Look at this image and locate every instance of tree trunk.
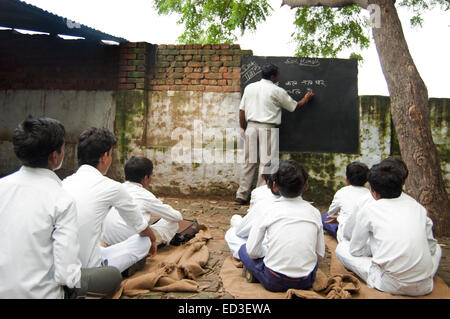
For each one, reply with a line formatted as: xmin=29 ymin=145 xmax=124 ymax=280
xmin=370 ymin=0 xmax=449 ymax=236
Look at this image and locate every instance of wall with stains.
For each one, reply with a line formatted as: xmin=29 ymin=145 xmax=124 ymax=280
xmin=0 ymin=89 xmax=116 ymax=179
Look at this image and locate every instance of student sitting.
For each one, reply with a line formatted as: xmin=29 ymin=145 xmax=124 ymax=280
xmin=335 ymin=163 xmax=442 ymax=296
xmin=225 ymin=164 xmax=280 ymax=260
xmin=63 ymin=128 xmax=157 ymax=274
xmin=342 ymin=156 xmax=409 ymax=242
xmin=322 ymin=162 xmax=370 ymax=242
xmin=0 ymin=117 xmax=121 ymax=299
xmin=238 ymin=160 xmax=325 ymax=292
xmin=102 ymin=156 xmax=182 ymax=247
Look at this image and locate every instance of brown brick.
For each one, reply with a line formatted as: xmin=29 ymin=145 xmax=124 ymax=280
xmin=223 ymin=61 xmax=240 ymax=67
xmin=175 ymin=55 xmax=184 ymax=61
xmin=153 ymin=85 xmax=170 ymax=90
xmin=193 ymin=68 xmax=202 ymax=73
xmin=174 ymin=61 xmax=187 ymax=67
xmin=202 ymin=66 xmax=210 ymax=73
xmin=192 ymin=55 xmax=202 ymax=62
xmin=220 ymin=56 xmax=232 ymax=61
xmin=208 ymin=80 xmax=218 ymax=85
xmin=211 ymin=55 xmax=220 ymax=61
xmin=219 ymin=67 xmax=228 ymax=73
xmin=200 ymin=79 xmax=209 ymax=85
xmin=205 ymin=73 xmax=222 ymax=80
xmin=184 ymin=55 xmax=193 ymax=61
xmin=184 ymin=67 xmax=193 ymax=73
xmin=174 ymin=67 xmax=184 ymax=73
xmin=135 ymin=83 xmax=145 ymax=89
xmin=187 ymin=73 xmax=204 ymax=79
xmin=202 ymin=55 xmax=211 ymax=62
xmin=211 ymin=67 xmax=220 ymax=73
xmin=175 ymin=79 xmax=184 ymax=85
xmin=204 ymin=85 xmax=222 ymax=92
xmin=191 ymin=79 xmax=200 ymax=85
xmin=232 ymin=67 xmax=241 ymax=73
xmin=220 ymin=44 xmax=231 ymax=49
xmin=158 ymin=44 xmax=167 ymax=49
xmin=168 ymin=72 xmax=184 ymax=79
xmin=218 ymin=79 xmax=227 ymax=86
xmin=231 ymin=44 xmax=240 ymax=49
xmin=188 ymin=61 xmax=202 ymax=68
xmin=206 ymin=61 xmax=223 ymax=67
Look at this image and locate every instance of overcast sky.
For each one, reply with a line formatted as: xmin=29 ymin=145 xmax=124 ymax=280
xmin=18 ymin=0 xmax=450 ymax=97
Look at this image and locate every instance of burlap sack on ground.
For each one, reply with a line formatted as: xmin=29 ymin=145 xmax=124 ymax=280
xmin=220 ymin=234 xmax=450 ymax=299
xmin=112 ymin=225 xmax=212 ymax=299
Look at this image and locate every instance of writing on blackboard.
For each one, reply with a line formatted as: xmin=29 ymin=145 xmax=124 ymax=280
xmin=241 ymin=61 xmax=262 ymax=84
xmin=285 ymin=79 xmax=326 ymax=87
xmin=284 ymin=57 xmax=320 ymax=67
xmin=286 ymin=88 xmax=302 ymax=95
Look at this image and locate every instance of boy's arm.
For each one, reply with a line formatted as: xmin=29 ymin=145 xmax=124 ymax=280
xmin=425 ymin=216 xmax=438 ymax=256
xmin=349 ymin=208 xmax=372 ymax=257
xmin=52 ymin=198 xmax=82 ymax=289
xmin=113 ymin=184 xmax=148 ymax=233
xmin=327 ymin=191 xmax=341 ymax=216
xmin=245 ymin=216 xmax=268 ymax=259
xmin=141 ymin=194 xmax=182 ymax=222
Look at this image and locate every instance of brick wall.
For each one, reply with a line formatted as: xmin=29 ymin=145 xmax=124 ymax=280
xmin=148 ymin=44 xmax=252 ymax=92
xmin=0 ymin=30 xmax=119 ymax=90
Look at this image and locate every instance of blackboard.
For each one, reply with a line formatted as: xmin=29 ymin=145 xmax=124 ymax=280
xmin=241 ymin=56 xmax=359 ymax=154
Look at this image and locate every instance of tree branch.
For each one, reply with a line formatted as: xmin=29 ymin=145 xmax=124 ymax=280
xmin=281 ymin=0 xmax=369 ymax=9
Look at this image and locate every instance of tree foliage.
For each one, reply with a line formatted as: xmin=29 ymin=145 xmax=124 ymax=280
xmin=153 ymin=0 xmax=449 ymax=58
xmin=153 ymin=0 xmax=272 ymax=44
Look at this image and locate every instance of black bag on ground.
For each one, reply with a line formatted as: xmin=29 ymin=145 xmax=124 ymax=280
xmin=169 ymin=219 xmax=199 ymax=246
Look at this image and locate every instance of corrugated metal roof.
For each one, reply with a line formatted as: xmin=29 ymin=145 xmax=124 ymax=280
xmin=0 ymin=0 xmax=127 ymax=42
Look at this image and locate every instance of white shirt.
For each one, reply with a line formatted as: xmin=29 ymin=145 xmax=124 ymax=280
xmin=350 ymin=193 xmax=440 ymax=283
xmin=327 ymin=185 xmax=371 ymax=242
xmin=62 ymin=165 xmax=148 ymax=268
xmin=102 ymin=181 xmax=182 ymax=245
xmin=234 ymin=186 xmax=278 ymax=238
xmin=342 ymin=192 xmax=374 ymax=241
xmin=240 ymin=79 xmax=297 ymax=125
xmin=246 ymin=196 xmax=325 ymax=278
xmin=0 ymin=167 xmax=81 ymax=299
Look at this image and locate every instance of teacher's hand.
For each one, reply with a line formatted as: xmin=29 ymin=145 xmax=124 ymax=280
xmin=303 ymin=91 xmax=314 ymax=102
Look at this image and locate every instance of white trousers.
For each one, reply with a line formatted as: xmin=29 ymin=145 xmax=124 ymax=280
xmin=225 ymin=215 xmax=268 ymax=260
xmin=335 ymin=240 xmax=442 ymax=296
xmin=102 ymin=218 xmax=178 ymax=247
xmin=99 ymin=234 xmax=151 ymax=273
xmin=225 ymin=227 xmax=248 ymax=260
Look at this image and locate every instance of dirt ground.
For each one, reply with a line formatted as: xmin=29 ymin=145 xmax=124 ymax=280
xmin=132 ymin=196 xmax=450 ymax=299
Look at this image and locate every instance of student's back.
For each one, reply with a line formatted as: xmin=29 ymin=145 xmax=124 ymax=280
xmin=0 ymin=167 xmax=80 ymax=298
xmin=352 ymin=193 xmax=435 ymax=282
xmin=257 ymin=196 xmax=323 ymax=278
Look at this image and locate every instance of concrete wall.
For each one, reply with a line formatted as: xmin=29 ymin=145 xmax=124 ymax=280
xmin=0 ymin=89 xmax=116 ymax=179
xmin=119 ymin=93 xmax=449 ymax=205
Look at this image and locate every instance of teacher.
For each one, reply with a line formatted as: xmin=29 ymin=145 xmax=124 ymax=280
xmin=235 ymin=63 xmax=314 ymax=205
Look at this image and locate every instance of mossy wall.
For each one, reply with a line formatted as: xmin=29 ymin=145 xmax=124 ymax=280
xmin=114 ymin=91 xmax=449 ymax=207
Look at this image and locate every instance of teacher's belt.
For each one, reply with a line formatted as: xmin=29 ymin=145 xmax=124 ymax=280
xmin=247 ymin=120 xmax=280 ymax=128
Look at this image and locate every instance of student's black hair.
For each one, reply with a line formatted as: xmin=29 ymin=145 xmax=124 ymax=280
xmin=262 ymin=161 xmax=279 ymax=196
xmin=346 ymin=161 xmax=369 ymax=186
xmin=125 ymin=156 xmax=154 ymax=183
xmin=261 ymin=63 xmax=279 ymax=80
xmin=13 ymin=116 xmax=65 ymax=168
xmin=368 ymin=163 xmax=403 ymax=199
xmin=273 ymin=160 xmax=308 ymax=198
xmin=380 ymin=156 xmax=409 ymax=184
xmin=77 ymin=127 xmax=117 ymax=168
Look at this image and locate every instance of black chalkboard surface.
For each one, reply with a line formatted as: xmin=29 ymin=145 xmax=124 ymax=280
xmin=241 ymin=56 xmax=359 ymax=154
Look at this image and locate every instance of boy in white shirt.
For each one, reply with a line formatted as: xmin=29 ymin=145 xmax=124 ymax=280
xmin=102 ymin=156 xmax=182 ymax=247
xmin=238 ymin=160 xmax=325 ymax=292
xmin=322 ymin=162 xmax=370 ymax=241
xmin=335 ymin=163 xmax=442 ymax=296
xmin=63 ymin=128 xmax=157 ymax=274
xmin=225 ymin=165 xmax=280 ymax=259
xmin=342 ymin=156 xmax=409 ymax=242
xmin=0 ymin=117 xmax=121 ymax=299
